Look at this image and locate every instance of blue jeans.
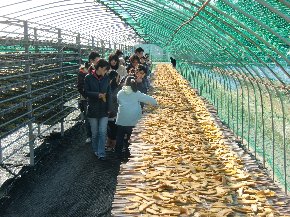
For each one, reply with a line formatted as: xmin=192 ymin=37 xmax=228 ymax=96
xmin=89 ymin=117 xmax=108 ymax=157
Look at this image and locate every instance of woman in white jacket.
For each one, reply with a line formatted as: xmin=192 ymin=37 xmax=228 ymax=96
xmin=115 ymin=76 xmax=157 ymax=158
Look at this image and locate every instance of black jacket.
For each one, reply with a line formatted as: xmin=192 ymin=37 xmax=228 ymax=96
xmin=137 ymin=79 xmax=147 ymax=94
xmin=108 ymin=70 xmax=120 ymax=118
xmin=84 ymin=74 xmax=112 ymax=118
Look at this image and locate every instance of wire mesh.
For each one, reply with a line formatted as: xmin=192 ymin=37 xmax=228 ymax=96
xmin=0 ymin=18 xmax=132 ymax=168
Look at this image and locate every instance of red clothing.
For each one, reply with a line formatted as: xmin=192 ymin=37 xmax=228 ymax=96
xmin=77 ymin=67 xmax=88 ymax=99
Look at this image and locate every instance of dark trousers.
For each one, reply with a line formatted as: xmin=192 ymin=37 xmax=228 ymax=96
xmin=115 ymin=125 xmax=133 ymax=154
xmin=79 ymin=100 xmax=91 ymax=138
xmin=107 ymin=120 xmax=117 ymax=140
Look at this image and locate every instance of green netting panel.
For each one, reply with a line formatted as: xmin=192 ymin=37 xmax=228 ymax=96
xmin=98 ymin=0 xmax=289 ymax=193
xmin=179 ymin=64 xmax=289 ymax=193
xmin=100 ymin=0 xmax=289 ymax=81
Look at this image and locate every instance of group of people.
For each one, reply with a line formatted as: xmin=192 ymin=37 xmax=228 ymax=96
xmin=77 ymin=47 xmax=157 ymax=160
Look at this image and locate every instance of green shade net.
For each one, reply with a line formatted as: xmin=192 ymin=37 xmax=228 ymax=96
xmin=97 ymin=0 xmax=290 ymax=193
xmin=99 ymin=0 xmax=289 ymax=69
xmin=0 ymin=0 xmax=288 ymax=194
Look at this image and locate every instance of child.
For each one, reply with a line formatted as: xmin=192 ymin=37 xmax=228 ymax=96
xmin=115 ymin=76 xmax=157 ymax=159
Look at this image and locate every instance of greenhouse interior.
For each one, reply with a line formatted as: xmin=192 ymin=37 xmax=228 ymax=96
xmin=0 ymin=0 xmax=289 ymax=216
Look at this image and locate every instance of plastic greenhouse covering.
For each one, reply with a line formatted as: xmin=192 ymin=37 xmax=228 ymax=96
xmin=0 ymin=0 xmax=289 ymax=194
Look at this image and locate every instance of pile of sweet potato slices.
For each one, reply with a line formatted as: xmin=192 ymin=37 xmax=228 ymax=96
xmin=114 ymin=64 xmax=290 ymax=217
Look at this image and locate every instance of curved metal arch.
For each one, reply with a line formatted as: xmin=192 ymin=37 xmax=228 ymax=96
xmin=219 ymin=0 xmax=289 ymax=46
xmin=231 ymin=66 xmax=258 ymax=144
xmin=33 ymin=6 xmax=121 ymax=26
xmin=102 ymin=0 xmax=289 ymax=86
xmin=12 ymin=6 xmax=117 ymax=36
xmin=190 ymin=6 xmax=289 ymax=87
xmin=171 ymin=0 xmax=290 ymax=85
xmin=168 ymin=14 xmax=253 ymax=69
xmin=104 ymin=0 xmax=189 ymax=32
xmin=36 ymin=9 xmax=105 ymax=32
xmin=209 ymin=52 xmax=269 ymax=172
xmin=147 ymin=0 xmax=222 ymax=49
xmin=177 ymin=13 xmax=270 ymax=156
xmin=179 ymin=44 xmax=241 ymax=131
xmin=31 ymin=7 xmax=131 ymax=41
xmin=128 ymin=0 xmax=253 ymax=68
xmin=0 ymin=0 xmax=31 ymax=9
xmin=116 ymin=0 xmax=212 ymax=41
xmin=108 ymin=0 xmax=285 ymax=87
xmin=236 ymin=62 xmax=287 ymax=194
xmin=209 ymin=1 xmax=290 ymax=82
xmin=93 ymin=0 xmax=177 ymax=44
xmin=280 ymin=0 xmax=290 ymax=8
xmin=198 ymin=2 xmax=290 ymax=66
xmin=160 ymin=0 xmax=240 ymax=55
xmin=0 ymin=0 xmax=142 ymax=44
xmin=202 ymin=24 xmax=283 ymax=164
xmin=1 ymin=0 xmax=79 ymax=18
xmin=208 ymin=59 xmax=261 ymax=158
xmin=254 ymin=66 xmax=276 ymax=170
xmin=164 ymin=0 xmax=211 ymax=47
xmin=211 ymin=68 xmax=227 ymax=121
xmin=189 ymin=39 xmax=246 ymax=138
xmin=255 ymin=0 xmax=290 ymax=23
xmin=217 ymin=67 xmax=242 ymax=132
xmin=101 ymin=0 xmax=194 ymax=48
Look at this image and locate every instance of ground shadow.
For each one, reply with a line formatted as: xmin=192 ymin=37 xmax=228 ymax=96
xmin=0 ymin=122 xmax=121 ymax=217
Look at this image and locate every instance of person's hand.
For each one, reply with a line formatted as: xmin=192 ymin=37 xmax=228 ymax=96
xmin=99 ymin=93 xmax=106 ymax=102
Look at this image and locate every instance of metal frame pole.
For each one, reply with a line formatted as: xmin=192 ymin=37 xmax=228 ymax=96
xmin=101 ymin=40 xmax=105 ymax=57
xmin=24 ymin=21 xmax=35 ymax=166
xmin=34 ymin=27 xmax=39 ymax=54
xmin=92 ymin=36 xmax=95 ymax=49
xmin=58 ymin=29 xmax=64 ymax=137
xmin=0 ymin=140 xmax=2 ymax=164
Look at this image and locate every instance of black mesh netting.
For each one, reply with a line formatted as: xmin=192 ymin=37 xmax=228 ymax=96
xmin=0 ymin=122 xmax=121 ymax=217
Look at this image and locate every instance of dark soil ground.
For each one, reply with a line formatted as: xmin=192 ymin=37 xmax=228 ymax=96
xmin=0 ymin=122 xmax=121 ymax=217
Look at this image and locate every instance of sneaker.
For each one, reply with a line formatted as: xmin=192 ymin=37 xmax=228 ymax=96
xmin=94 ymin=152 xmax=98 ymax=157
xmin=85 ymin=138 xmax=91 ymax=143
